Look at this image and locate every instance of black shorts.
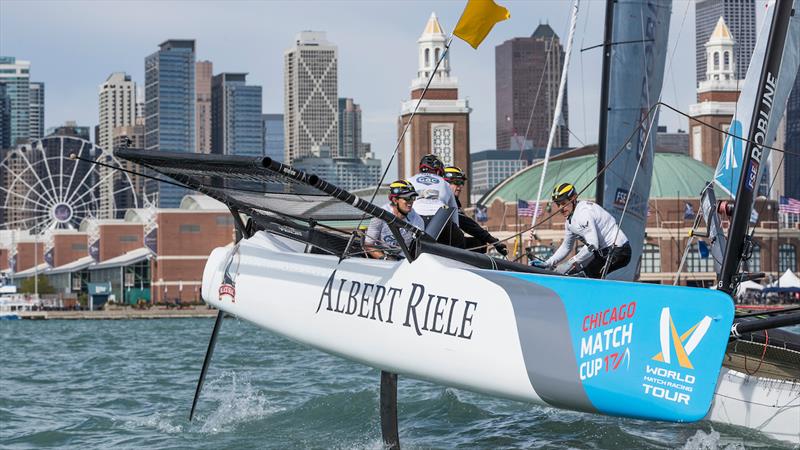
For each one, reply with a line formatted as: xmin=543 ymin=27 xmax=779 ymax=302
xmin=582 ymin=242 xmax=632 ymax=279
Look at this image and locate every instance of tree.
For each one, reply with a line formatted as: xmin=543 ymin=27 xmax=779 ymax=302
xmin=19 ymin=275 xmax=56 ymax=295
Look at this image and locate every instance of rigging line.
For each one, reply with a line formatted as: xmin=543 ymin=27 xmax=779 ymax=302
xmin=673 ymin=207 xmax=706 ymax=285
xmin=70 ymin=154 xmax=232 ymax=193
xmin=530 ymin=0 xmax=580 ymax=229
xmin=579 ymin=0 xmax=591 ymax=143
xmin=518 ymin=33 xmax=554 ymax=161
xmin=498 ymin=102 xmax=663 ymax=259
xmin=667 ymin=0 xmax=691 ymax=114
xmin=659 ymin=102 xmax=800 ymax=157
xmin=600 ymin=6 xmax=662 ymax=279
xmin=747 ymin=153 xmax=784 ymax=242
xmin=580 ymin=39 xmax=655 ymax=52
xmin=600 ymin=103 xmax=659 ymax=279
xmin=342 ymin=35 xmax=456 ymax=262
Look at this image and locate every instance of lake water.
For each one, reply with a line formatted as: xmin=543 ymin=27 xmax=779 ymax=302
xmin=0 ymin=318 xmax=793 ymax=449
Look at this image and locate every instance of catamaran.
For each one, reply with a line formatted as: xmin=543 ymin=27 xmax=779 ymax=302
xmin=108 ymin=0 xmax=800 ymax=446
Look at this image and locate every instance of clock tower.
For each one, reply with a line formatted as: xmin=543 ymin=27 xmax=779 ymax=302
xmin=398 ymin=12 xmax=472 ymax=202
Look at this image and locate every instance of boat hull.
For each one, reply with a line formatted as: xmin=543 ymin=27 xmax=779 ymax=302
xmin=202 ymin=231 xmax=734 ymax=424
xmin=708 ymin=367 xmax=800 ymax=444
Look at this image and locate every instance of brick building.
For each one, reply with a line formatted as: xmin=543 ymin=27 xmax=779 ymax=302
xmin=477 ymin=146 xmax=799 ymax=286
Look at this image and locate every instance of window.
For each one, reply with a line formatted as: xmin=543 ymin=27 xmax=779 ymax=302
xmin=430 ymin=123 xmax=454 ymax=165
xmin=779 ymin=244 xmax=797 ymax=272
xmin=713 ymin=51 xmax=720 ymax=70
xmin=641 ymin=244 xmax=661 ymax=273
xmin=687 ymin=244 xmax=714 ymax=272
xmin=723 ymin=51 xmax=730 ymax=70
xmin=180 ymin=224 xmax=200 ymax=233
xmin=216 ymin=216 xmax=235 ymax=226
xmin=692 ymin=126 xmax=703 ymax=161
xmin=435 ymin=48 xmax=440 ymax=64
xmin=120 ymin=235 xmax=138 ymax=243
xmin=741 ymin=242 xmax=761 ymax=273
xmin=424 ymin=48 xmax=430 ymax=67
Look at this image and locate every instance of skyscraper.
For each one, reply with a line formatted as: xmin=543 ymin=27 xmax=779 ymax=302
xmin=338 ymin=98 xmax=365 ymax=158
xmin=0 ymin=57 xmax=31 ymax=147
xmin=29 ymin=82 xmax=44 ymax=140
xmin=695 ymin=0 xmax=756 ymax=86
xmin=211 ymin=72 xmax=263 ymax=156
xmin=144 ymin=40 xmax=195 ymax=207
xmin=98 ymin=73 xmax=137 ymax=218
xmin=262 ymin=114 xmax=284 ymax=163
xmin=195 ymin=60 xmax=212 ymax=154
xmin=0 ymin=83 xmax=9 ymax=149
xmin=495 ymin=24 xmax=568 ymax=150
xmin=284 ymin=31 xmax=338 ymax=164
xmin=98 ymin=72 xmax=136 ymax=152
xmin=785 ymin=70 xmax=800 ymax=199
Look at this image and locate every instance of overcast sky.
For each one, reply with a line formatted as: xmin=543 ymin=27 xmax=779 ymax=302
xmin=2 ymin=0 xmax=760 ymax=176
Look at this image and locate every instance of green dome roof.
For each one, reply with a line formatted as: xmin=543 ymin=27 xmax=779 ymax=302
xmin=479 ymin=151 xmax=729 ymax=205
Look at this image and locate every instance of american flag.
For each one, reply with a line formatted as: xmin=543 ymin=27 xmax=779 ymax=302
xmin=780 ymin=196 xmax=800 ymax=214
xmin=518 ymin=200 xmax=544 ymax=217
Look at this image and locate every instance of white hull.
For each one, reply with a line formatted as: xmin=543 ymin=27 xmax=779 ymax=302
xmin=201 ymin=231 xmax=771 ymax=436
xmin=708 ymin=367 xmax=800 ymax=444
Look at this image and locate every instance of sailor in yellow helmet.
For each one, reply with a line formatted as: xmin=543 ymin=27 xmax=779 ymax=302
xmin=364 ymin=179 xmax=425 ymax=260
xmin=443 ymin=166 xmax=508 ymax=256
xmin=535 ymin=182 xmax=631 ymax=278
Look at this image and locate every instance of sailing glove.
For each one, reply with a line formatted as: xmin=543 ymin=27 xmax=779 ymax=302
xmin=491 ymin=240 xmax=508 ymax=256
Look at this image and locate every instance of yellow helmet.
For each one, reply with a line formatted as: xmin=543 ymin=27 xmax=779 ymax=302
xmin=389 ymin=179 xmax=418 ymax=201
xmin=443 ymin=166 xmax=467 ymax=185
xmin=552 ymin=183 xmax=577 ymax=203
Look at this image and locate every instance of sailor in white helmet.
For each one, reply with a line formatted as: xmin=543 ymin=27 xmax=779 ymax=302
xmin=408 ymin=154 xmax=464 ymax=247
xmin=534 ymin=182 xmax=631 ymax=278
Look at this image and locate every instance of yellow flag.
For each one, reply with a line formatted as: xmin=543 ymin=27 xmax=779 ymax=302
xmin=453 ymin=0 xmax=511 ymax=49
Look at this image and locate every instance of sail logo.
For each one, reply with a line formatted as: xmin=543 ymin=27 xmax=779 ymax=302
xmin=716 ymin=119 xmax=743 ymax=186
xmin=651 ymin=307 xmax=712 ymax=369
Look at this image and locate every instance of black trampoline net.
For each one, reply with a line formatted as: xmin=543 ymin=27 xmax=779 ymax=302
xmin=115 ymin=149 xmax=372 ymax=222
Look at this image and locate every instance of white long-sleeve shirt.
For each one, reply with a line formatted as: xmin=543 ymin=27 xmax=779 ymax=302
xmin=408 ymin=172 xmax=459 ymax=225
xmin=545 ymin=201 xmax=628 ymax=267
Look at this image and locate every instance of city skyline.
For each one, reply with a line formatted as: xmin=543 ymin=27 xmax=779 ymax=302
xmin=1 ymin=1 xmax=773 ymax=177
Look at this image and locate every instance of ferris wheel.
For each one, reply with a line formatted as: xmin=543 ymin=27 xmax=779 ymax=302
xmin=0 ymin=136 xmax=138 ymax=233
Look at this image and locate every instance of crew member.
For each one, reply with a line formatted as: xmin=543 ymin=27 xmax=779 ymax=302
xmin=364 ymin=180 xmax=425 ymax=260
xmin=537 ymin=183 xmax=631 ymax=278
xmin=443 ymin=166 xmax=508 ymax=256
xmin=408 ymin=154 xmax=464 ymax=247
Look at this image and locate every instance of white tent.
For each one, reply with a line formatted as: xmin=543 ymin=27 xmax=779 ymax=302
xmin=736 ymin=280 xmax=764 ymax=297
xmin=776 ymin=269 xmax=800 ymax=288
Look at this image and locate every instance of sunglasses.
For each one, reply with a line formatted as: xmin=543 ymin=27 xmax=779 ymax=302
xmin=448 ymin=180 xmax=465 ymax=186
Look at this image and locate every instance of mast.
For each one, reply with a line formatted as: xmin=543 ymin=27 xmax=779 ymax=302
xmin=595 ymin=0 xmax=615 ymax=206
xmin=718 ymin=1 xmax=794 ymax=294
